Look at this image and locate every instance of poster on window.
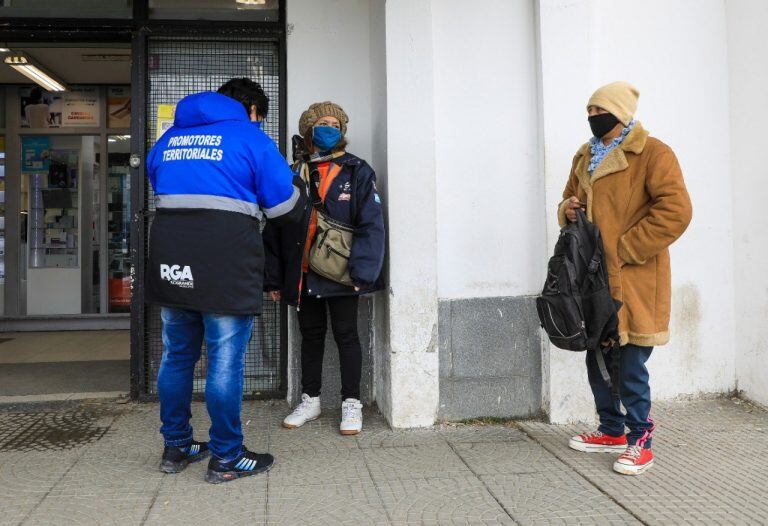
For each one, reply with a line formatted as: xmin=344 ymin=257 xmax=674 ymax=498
xmin=156 ymin=104 xmax=176 ymax=140
xmin=62 ymin=87 xmax=100 ymax=127
xmin=108 ymin=86 xmax=131 ymax=128
xmin=19 ymin=87 xmax=100 ymax=128
xmin=19 ymin=87 xmax=60 ymax=128
xmin=21 ymin=136 xmax=50 ymax=174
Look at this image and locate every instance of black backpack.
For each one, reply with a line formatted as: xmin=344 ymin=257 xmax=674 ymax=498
xmin=536 ymin=209 xmax=623 ymax=396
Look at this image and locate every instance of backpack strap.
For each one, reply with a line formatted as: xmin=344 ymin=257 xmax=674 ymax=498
xmin=610 ymin=340 xmax=622 ymax=401
xmin=595 ymin=340 xmax=622 ymax=401
xmin=577 ymin=208 xmax=603 ymax=274
xmin=595 ymin=348 xmax=612 ymax=388
xmin=306 ymin=161 xmax=344 ymax=215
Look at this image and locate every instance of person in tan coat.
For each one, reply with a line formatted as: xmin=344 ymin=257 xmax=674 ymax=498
xmin=561 ymin=81 xmax=692 ymax=476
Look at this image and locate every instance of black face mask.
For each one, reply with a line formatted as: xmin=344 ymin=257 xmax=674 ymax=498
xmin=588 ymin=113 xmax=620 ymax=138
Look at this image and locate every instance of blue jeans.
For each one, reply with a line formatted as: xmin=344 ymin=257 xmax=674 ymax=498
xmin=586 ymin=344 xmax=655 ymax=449
xmin=158 ymin=307 xmax=253 ymax=461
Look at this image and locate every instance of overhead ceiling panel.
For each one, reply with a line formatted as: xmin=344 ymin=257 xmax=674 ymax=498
xmin=0 ymin=46 xmax=131 ymax=85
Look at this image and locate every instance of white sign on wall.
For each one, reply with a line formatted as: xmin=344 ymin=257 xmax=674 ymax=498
xmin=62 ymin=88 xmax=100 ymax=127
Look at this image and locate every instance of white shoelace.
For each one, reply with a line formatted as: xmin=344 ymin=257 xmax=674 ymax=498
xmin=293 ymin=396 xmax=314 ymax=416
xmin=342 ymin=402 xmax=361 ymax=422
xmin=622 ymin=445 xmax=642 ymax=459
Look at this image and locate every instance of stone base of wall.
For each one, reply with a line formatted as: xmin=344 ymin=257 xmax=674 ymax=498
xmin=438 ymin=296 xmax=543 ymax=421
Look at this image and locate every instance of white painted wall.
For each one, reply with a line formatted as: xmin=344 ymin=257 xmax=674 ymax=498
xmin=432 ymin=0 xmax=544 ymax=300
xmin=726 ymin=0 xmax=768 ymax=407
xmin=538 ymin=0 xmax=737 ymax=423
xmin=286 ymin=0 xmax=377 ymax=163
xmin=367 ymin=0 xmax=390 ymax=415
xmin=286 ymin=0 xmax=758 ymax=426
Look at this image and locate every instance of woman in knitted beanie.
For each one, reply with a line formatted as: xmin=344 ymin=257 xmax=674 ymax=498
xmin=263 ymin=101 xmax=385 ymax=436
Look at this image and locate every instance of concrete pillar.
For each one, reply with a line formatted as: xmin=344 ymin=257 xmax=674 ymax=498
xmin=536 ymin=0 xmax=597 ymax=424
xmin=380 ymin=0 xmax=440 ymax=427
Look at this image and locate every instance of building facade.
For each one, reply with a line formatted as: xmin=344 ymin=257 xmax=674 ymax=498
xmin=1 ymin=0 xmax=766 ymax=427
xmin=293 ymin=0 xmax=768 ymax=427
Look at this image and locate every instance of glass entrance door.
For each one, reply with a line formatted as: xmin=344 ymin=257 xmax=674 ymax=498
xmin=21 ymin=134 xmax=98 ymax=315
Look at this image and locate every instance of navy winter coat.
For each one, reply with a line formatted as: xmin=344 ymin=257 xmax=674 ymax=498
xmin=263 ymin=152 xmax=385 ymax=306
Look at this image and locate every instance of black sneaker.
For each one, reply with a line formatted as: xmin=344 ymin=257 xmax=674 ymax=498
xmin=204 ymin=447 xmax=274 ymax=484
xmin=160 ymin=440 xmax=210 ymax=474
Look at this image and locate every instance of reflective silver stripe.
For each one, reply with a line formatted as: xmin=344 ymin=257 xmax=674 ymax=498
xmin=263 ymin=185 xmax=300 ymax=219
xmin=156 ymin=194 xmax=262 ymax=219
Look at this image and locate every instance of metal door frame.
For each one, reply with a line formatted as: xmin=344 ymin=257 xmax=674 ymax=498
xmin=129 ymin=9 xmax=288 ymax=400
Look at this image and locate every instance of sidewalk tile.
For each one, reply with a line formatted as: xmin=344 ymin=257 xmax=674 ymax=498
xmin=145 ymin=473 xmax=267 ymax=525
xmin=0 ymin=450 xmax=81 ymax=500
xmin=267 ymin=480 xmax=388 ymax=526
xmin=376 ymin=476 xmax=515 ymax=525
xmin=452 ymin=440 xmax=567 ymax=475
xmin=268 ymin=413 xmax=361 ymax=453
xmin=267 ymin=447 xmax=372 ymax=487
xmin=362 ymin=442 xmax=473 ymax=482
xmin=439 ymin=424 xmax=527 ymax=446
xmin=21 ymin=495 xmax=156 ymax=525
xmin=520 ymin=399 xmax=768 ymax=525
xmin=356 ymin=427 xmax=445 ymax=449
xmin=1 ymin=498 xmax=45 ymax=526
xmin=480 ymin=472 xmax=640 ymax=525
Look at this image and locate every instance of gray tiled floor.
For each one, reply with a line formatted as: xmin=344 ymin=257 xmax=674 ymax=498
xmin=0 ymin=397 xmax=766 ymax=525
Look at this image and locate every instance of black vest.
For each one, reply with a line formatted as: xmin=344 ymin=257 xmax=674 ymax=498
xmin=145 ymin=208 xmax=264 ymax=315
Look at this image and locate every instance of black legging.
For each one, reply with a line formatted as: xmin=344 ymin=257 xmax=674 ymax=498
xmin=297 ymin=294 xmax=361 ymax=400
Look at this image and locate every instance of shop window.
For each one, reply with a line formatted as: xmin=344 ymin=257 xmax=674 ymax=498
xmin=0 ymin=87 xmax=5 ymax=128
xmin=107 ymin=135 xmax=131 ymax=313
xmin=0 ymin=0 xmax=132 ymax=18
xmin=149 ymin=0 xmax=279 ymax=21
xmin=24 ymin=139 xmax=94 ymax=268
xmin=22 ymin=135 xmax=100 ymax=316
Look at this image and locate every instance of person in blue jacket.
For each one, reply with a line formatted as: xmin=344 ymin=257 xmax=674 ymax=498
xmin=146 ymin=78 xmax=305 ymax=484
xmin=263 ymin=101 xmax=385 ymax=436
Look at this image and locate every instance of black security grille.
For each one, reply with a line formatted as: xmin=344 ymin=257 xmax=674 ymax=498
xmin=143 ymin=37 xmax=285 ymax=398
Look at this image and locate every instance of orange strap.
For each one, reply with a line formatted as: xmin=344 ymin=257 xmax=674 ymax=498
xmin=302 ymin=162 xmax=343 ymax=273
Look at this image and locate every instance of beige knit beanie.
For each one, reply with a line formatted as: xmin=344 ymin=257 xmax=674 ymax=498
xmin=299 ymin=101 xmax=349 ymax=137
xmin=587 ymin=81 xmax=639 ymax=126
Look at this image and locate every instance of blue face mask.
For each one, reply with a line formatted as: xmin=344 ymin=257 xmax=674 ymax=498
xmin=312 ymin=125 xmax=342 ymax=151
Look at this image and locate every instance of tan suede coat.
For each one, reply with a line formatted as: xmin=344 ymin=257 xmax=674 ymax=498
xmin=557 ymin=122 xmax=692 ymax=347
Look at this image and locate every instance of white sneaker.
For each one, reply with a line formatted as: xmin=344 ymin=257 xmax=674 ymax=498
xmin=340 ymin=398 xmax=363 ymax=435
xmin=282 ymin=393 xmax=321 ymax=429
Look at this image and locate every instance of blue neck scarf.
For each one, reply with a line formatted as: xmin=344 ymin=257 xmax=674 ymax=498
xmin=588 ymin=120 xmax=635 ymax=174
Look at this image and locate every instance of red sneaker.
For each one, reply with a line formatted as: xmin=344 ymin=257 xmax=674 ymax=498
xmin=613 ymin=445 xmax=654 ymax=475
xmin=568 ymin=430 xmax=627 ymax=453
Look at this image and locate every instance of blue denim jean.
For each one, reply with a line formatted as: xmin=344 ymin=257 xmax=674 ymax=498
xmin=586 ymin=344 xmax=655 ymax=449
xmin=158 ymin=307 xmax=253 ymax=461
